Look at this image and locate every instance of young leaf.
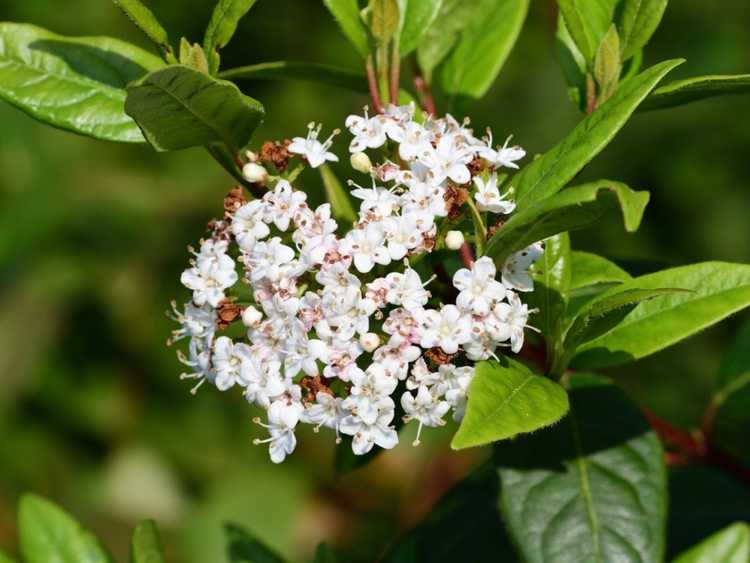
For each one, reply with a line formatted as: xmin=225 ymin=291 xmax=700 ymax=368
xmin=382 ymin=464 xmax=516 ymax=562
xmin=399 ymin=0 xmax=443 ymax=56
xmin=320 ymin=165 xmax=358 ymax=224
xmin=0 ymin=22 xmax=164 ymax=143
xmin=219 ymin=61 xmax=367 ymax=92
xmin=616 ymin=0 xmax=669 ymax=61
xmin=513 ymin=59 xmax=682 ymax=210
xmin=570 ymin=251 xmax=631 ymax=290
xmin=593 ymin=24 xmax=620 ymax=103
xmin=495 ymin=373 xmax=667 ymax=563
xmin=572 ymin=262 xmax=750 ymax=369
xmin=225 ymin=523 xmax=286 ymax=563
xmin=673 ymin=522 xmax=750 ymax=563
xmin=112 ymin=0 xmax=171 ymax=56
xmin=130 ymin=520 xmax=165 ymax=563
xmin=439 ymin=0 xmax=528 ymax=107
xmin=368 ymin=0 xmax=401 ymax=46
xmin=125 ymin=64 xmax=264 ymax=151
xmin=557 ymin=0 xmax=619 ymax=65
xmin=485 ymin=180 xmax=650 ymax=264
xmin=640 ymin=74 xmax=750 ymax=111
xmin=323 ymin=0 xmax=371 ymax=57
xmin=19 ymin=494 xmax=112 ymax=563
xmin=203 ymin=0 xmax=259 ymax=74
xmin=451 ymin=357 xmax=569 ymax=449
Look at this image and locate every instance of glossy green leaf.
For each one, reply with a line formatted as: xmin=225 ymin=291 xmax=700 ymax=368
xmin=399 ymin=0 xmax=443 ymax=55
xmin=130 ymin=520 xmax=165 ymax=563
xmin=558 ymin=0 xmax=619 ymax=65
xmin=204 ymin=0 xmax=259 ymax=74
xmin=570 ymin=251 xmax=631 ymax=290
xmin=382 ymin=464 xmax=515 ymax=562
xmin=225 ymin=523 xmax=286 ymax=563
xmin=112 ymin=0 xmax=170 ymax=54
xmin=0 ymin=22 xmax=164 ymax=143
xmin=640 ymin=74 xmax=750 ymax=111
xmin=451 ymin=358 xmax=569 ymax=449
xmin=573 ymin=262 xmax=750 ymax=368
xmin=673 ymin=522 xmax=750 ymax=563
xmin=19 ymin=494 xmax=112 ymax=563
xmin=513 ymin=59 xmax=681 ymax=209
xmin=556 ymin=14 xmax=587 ymax=110
xmin=616 ymin=0 xmax=668 ymax=61
xmin=710 ymin=319 xmax=750 ymax=466
xmin=495 ymin=373 xmax=667 ymax=563
xmin=486 ymin=180 xmax=650 ymax=264
xmin=220 ymin=61 xmax=367 ymax=92
xmin=313 ymin=543 xmax=338 ymax=563
xmin=125 ymin=64 xmax=264 ymax=151
xmin=439 ymin=0 xmax=527 ymax=106
xmin=323 ymin=0 xmax=371 ymax=57
xmin=320 ymin=165 xmax=357 ymax=224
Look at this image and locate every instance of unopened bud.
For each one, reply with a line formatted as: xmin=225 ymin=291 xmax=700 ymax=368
xmin=242 ymin=162 xmax=268 ymax=184
xmin=359 ymin=332 xmax=380 ymax=353
xmin=445 ymin=230 xmax=465 ymax=250
xmin=242 ymin=305 xmax=263 ymax=328
xmin=350 ymin=151 xmax=372 ymax=174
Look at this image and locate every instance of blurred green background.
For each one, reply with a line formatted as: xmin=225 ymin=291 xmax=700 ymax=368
xmin=1 ymin=1 xmax=749 ymax=561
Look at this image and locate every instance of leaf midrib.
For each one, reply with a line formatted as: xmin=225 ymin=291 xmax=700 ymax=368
xmin=569 ymin=405 xmax=602 ymax=561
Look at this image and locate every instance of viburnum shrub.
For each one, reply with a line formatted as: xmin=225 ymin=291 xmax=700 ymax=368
xmin=2 ymin=1 xmax=750 ymax=562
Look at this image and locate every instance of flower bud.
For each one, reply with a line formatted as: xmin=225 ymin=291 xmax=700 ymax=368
xmin=350 ymin=152 xmax=372 ymax=174
xmin=242 ymin=305 xmax=263 ymax=328
xmin=242 ymin=162 xmax=268 ymax=184
xmin=359 ymin=332 xmax=380 ymax=353
xmin=445 ymin=230 xmax=465 ymax=250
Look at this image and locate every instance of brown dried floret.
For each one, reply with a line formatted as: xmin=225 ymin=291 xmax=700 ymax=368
xmin=444 ymin=185 xmax=470 ymax=219
xmin=425 ymin=347 xmax=459 ymax=366
xmin=260 ymin=139 xmax=292 ymax=172
xmin=217 ymin=300 xmax=243 ymax=330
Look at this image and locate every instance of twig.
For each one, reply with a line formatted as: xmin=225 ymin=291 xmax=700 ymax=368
xmin=390 ymin=43 xmax=400 ymax=104
xmin=366 ymin=56 xmax=384 ymax=113
xmin=413 ymin=74 xmax=436 ymax=116
xmin=459 ymin=243 xmax=474 ymax=268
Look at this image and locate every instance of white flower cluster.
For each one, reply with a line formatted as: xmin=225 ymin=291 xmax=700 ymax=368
xmin=171 ymin=104 xmax=543 ymax=463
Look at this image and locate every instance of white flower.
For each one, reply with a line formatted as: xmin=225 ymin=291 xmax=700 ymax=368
xmin=494 ymin=136 xmax=526 ymax=169
xmin=385 ymin=268 xmax=431 ymax=309
xmin=242 ymin=162 xmax=268 ymax=183
xmin=231 ymin=200 xmax=270 ymax=252
xmin=418 ymin=305 xmax=472 ymax=354
xmin=401 ymin=385 xmax=450 ymax=445
xmin=493 ymin=291 xmax=533 ymax=353
xmin=340 ymin=224 xmax=391 ymax=273
xmin=418 ymin=133 xmax=473 ymax=185
xmin=346 ymin=110 xmax=388 ymax=152
xmin=177 ymin=337 xmax=215 ymax=394
xmin=288 ymin=122 xmax=339 ymax=168
xmin=342 ymin=363 xmax=398 ymax=424
xmin=245 ymin=237 xmax=297 ymax=282
xmin=502 ymin=242 xmax=544 ymax=292
xmin=437 ymin=365 xmax=474 ymax=421
xmin=339 ymin=407 xmax=399 ymax=455
xmin=302 ymin=392 xmax=346 ymax=440
xmin=382 ymin=215 xmax=422 ymax=260
xmin=244 ymin=359 xmax=286 ymax=408
xmin=180 ymin=259 xmax=238 ymax=308
xmin=254 ymin=399 xmax=303 ymax=463
xmin=349 ymin=180 xmax=400 ymax=218
xmin=453 ymin=256 xmax=506 ymax=315
xmin=473 ymin=173 xmax=515 ymax=214
xmin=169 ymin=301 xmax=216 ymax=343
xmin=387 ymin=121 xmax=433 ymax=161
xmin=212 ymin=336 xmax=253 ymax=391
xmin=263 ymin=180 xmax=307 ymax=232
xmin=406 ymin=357 xmax=439 ymax=390
xmin=373 ymin=334 xmax=421 ymax=379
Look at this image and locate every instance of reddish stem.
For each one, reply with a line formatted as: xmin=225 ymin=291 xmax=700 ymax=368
xmin=366 ymin=56 xmax=385 ymax=114
xmin=389 ymin=44 xmax=400 ymax=105
xmin=413 ymin=75 xmax=436 ymax=116
xmin=458 ymin=242 xmax=474 ymax=268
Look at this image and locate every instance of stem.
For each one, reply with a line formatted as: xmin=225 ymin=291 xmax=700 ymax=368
xmin=414 ymin=74 xmax=436 ymax=115
xmin=366 ymin=56 xmax=385 ymax=113
xmin=459 ymin=243 xmax=474 ymax=268
xmin=465 ymin=197 xmax=487 ymax=256
xmin=205 ymin=145 xmax=251 ymax=189
xmin=390 ymin=43 xmax=400 ymax=104
xmin=377 ymin=43 xmax=390 ymax=105
xmin=585 ymin=73 xmax=597 ymax=115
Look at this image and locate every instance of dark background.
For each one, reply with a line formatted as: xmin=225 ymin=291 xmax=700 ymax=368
xmin=0 ymin=1 xmax=748 ymax=561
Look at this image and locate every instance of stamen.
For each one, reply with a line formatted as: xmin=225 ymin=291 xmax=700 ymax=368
xmin=413 ymin=421 xmax=424 ymax=446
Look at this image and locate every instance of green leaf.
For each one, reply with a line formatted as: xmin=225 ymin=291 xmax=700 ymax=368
xmin=112 ymin=0 xmax=171 ymax=55
xmin=320 ymin=165 xmax=357 ymax=224
xmin=556 ymin=14 xmax=587 ymax=110
xmin=513 ymin=59 xmax=681 ymax=209
xmin=710 ymin=319 xmax=750 ymax=466
xmin=203 ymin=0 xmax=259 ymax=74
xmin=439 ymin=0 xmax=528 ymax=107
xmin=673 ymin=522 xmax=750 ymax=563
xmin=572 ymin=262 xmax=750 ymax=369
xmin=0 ymin=550 xmax=17 ymax=563
xmin=312 ymin=543 xmax=338 ymax=563
xmin=323 ymin=0 xmax=371 ymax=57
xmin=399 ymin=0 xmax=443 ymax=55
xmin=593 ymin=24 xmax=620 ymax=103
xmin=526 ymin=233 xmax=571 ymax=372
xmin=451 ymin=357 xmax=569 ymax=449
xmin=368 ymin=0 xmax=401 ymax=45
xmin=130 ymin=520 xmax=165 ymax=563
xmin=19 ymin=494 xmax=112 ymax=563
xmin=125 ymin=64 xmax=264 ymax=151
xmin=616 ymin=0 xmax=668 ymax=61
xmin=0 ymin=22 xmax=164 ymax=143
xmin=495 ymin=373 xmax=667 ymax=563
xmin=557 ymin=0 xmax=619 ymax=65
xmin=179 ymin=38 xmax=209 ymax=74
xmin=486 ymin=180 xmax=650 ymax=264
xmin=225 ymin=523 xmax=286 ymax=563
xmin=220 ymin=61 xmax=367 ymax=93
xmin=382 ymin=464 xmax=515 ymax=562
xmin=640 ymin=74 xmax=750 ymax=111
xmin=570 ymin=251 xmax=631 ymax=290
